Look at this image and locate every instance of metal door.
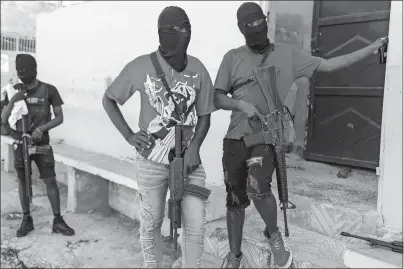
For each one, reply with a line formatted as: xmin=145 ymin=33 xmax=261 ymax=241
xmin=304 ymin=1 xmax=391 ymax=169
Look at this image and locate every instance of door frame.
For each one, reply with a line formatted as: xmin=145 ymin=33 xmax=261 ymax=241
xmin=304 ymin=0 xmax=390 ymax=169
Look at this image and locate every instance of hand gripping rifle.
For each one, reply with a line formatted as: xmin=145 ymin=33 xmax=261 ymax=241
xmin=18 ymin=91 xmax=51 ymax=203
xmin=245 ymin=66 xmax=296 ymax=237
xmin=340 ymin=232 xmax=403 ymax=253
xmin=168 ymin=124 xmax=211 ymax=253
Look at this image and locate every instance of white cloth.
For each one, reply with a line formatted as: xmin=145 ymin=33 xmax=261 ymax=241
xmin=0 ymin=84 xmax=28 ymax=130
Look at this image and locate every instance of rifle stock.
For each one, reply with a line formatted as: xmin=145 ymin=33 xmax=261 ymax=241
xmin=168 ymin=125 xmax=211 ymax=252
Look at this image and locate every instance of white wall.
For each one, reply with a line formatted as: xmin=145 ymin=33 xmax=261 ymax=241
xmin=36 ymin=1 xmax=256 ymax=185
xmin=377 ymin=0 xmax=403 ymax=232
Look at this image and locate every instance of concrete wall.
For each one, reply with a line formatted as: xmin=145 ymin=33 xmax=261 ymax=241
xmin=1 ymin=51 xmax=35 ymax=88
xmin=36 ymin=1 xmax=258 ymax=186
xmin=377 ymin=0 xmax=403 ymax=232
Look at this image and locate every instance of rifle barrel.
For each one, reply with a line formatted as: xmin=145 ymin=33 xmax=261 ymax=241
xmin=340 ymin=232 xmax=403 ymax=252
xmin=283 ymin=206 xmax=290 ymax=237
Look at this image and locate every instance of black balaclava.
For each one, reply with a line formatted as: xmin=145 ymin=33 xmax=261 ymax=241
xmin=237 ymin=2 xmax=270 ymax=54
xmin=158 ymin=6 xmax=191 ymax=73
xmin=16 ymin=54 xmax=37 ymax=85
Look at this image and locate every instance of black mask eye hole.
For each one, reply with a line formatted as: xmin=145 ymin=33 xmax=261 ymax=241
xmin=246 ymin=18 xmax=266 ymax=28
xmin=173 ymin=25 xmax=191 ymax=33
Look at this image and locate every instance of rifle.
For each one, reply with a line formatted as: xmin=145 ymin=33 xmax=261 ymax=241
xmin=340 ymin=232 xmax=403 ymax=253
xmin=168 ymin=124 xmax=212 ymax=253
xmin=243 ymin=66 xmax=296 ymax=237
xmin=18 ymin=90 xmax=51 ymax=203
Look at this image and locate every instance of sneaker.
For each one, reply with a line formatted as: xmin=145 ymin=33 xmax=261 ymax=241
xmin=52 ymin=216 xmax=75 ymax=236
xmin=264 ymin=228 xmax=293 ymax=268
xmin=16 ymin=215 xmax=34 ymax=237
xmin=221 ymin=252 xmax=243 ymax=268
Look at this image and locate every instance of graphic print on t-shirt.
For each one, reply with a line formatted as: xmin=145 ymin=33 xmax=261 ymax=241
xmin=143 ymin=69 xmax=198 ymax=164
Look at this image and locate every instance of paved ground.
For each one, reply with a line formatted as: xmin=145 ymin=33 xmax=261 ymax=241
xmin=0 ymin=170 xmax=179 ymax=268
xmin=0 ymin=148 xmax=381 ymax=268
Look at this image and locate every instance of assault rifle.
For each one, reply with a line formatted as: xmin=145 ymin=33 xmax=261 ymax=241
xmin=18 ymin=90 xmax=51 ymax=203
xmin=340 ymin=232 xmax=403 ymax=253
xmin=168 ymin=124 xmax=212 ymax=252
xmin=245 ymin=66 xmax=296 ymax=237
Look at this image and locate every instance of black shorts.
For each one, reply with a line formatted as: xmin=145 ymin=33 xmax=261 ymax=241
xmin=222 ymin=138 xmax=276 ymax=209
xmin=13 ymin=143 xmax=56 ymax=181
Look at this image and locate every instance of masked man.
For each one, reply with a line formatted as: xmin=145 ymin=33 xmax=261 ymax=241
xmin=214 ymin=2 xmax=388 ymax=268
xmin=102 ymin=6 xmax=215 ymax=268
xmin=1 ymin=54 xmax=75 ymax=237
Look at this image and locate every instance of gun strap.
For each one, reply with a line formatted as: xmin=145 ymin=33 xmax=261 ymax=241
xmin=230 ymin=44 xmax=274 ymax=94
xmin=150 ymin=52 xmax=195 ymax=119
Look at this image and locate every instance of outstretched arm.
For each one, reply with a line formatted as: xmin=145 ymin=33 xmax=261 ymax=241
xmin=317 ymin=37 xmax=388 ymax=72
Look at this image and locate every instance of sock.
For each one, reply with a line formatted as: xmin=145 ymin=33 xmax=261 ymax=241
xmin=54 ymin=213 xmax=61 ymax=219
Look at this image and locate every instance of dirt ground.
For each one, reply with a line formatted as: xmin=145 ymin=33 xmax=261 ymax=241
xmin=285 ymin=154 xmax=378 ymax=210
xmin=0 ymin=170 xmax=178 ymax=268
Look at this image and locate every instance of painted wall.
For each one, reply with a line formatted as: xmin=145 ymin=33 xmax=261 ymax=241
xmin=377 ymin=0 xmax=402 ymax=232
xmin=36 ymin=1 xmax=258 ymax=186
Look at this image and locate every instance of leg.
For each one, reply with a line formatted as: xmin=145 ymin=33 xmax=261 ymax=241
xmin=221 ymin=139 xmax=250 ymax=268
xmin=33 ymin=146 xmax=60 ymax=214
xmin=246 ymin=145 xmax=278 ymax=235
xmin=136 ymin=155 xmax=169 ymax=268
xmin=13 ymin=143 xmax=34 ymax=237
xmin=180 ymin=165 xmax=207 ymax=268
xmin=34 ymin=146 xmax=74 ymax=236
xmin=246 ymin=144 xmax=292 ymax=268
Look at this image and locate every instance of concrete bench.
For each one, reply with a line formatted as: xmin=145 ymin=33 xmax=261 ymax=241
xmin=1 ymin=135 xmax=14 ymax=173
xmin=1 ymin=135 xmax=140 ymax=214
xmin=1 ymin=134 xmax=228 ymax=225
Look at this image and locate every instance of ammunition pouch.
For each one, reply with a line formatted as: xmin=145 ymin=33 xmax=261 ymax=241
xmin=13 ymin=139 xmax=51 ymax=155
xmin=243 ymin=109 xmax=292 ymax=148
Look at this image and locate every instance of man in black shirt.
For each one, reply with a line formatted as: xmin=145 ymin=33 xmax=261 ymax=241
xmin=1 ymin=54 xmax=75 ymax=237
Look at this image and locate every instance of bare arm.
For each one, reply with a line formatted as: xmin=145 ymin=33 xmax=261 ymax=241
xmin=317 ymin=46 xmax=375 ymax=72
xmin=189 ymin=115 xmax=211 ymax=149
xmin=1 ymin=102 xmax=14 ymax=124
xmin=37 ymin=106 xmax=63 ymax=132
xmin=214 ymin=90 xmax=242 ymax=111
xmin=317 ymin=37 xmax=388 ymax=72
xmin=102 ymin=92 xmax=134 ymax=141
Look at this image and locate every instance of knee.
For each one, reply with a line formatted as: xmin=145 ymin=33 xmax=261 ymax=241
xmin=248 ymin=190 xmax=275 ymax=201
xmin=43 ymin=177 xmax=58 ymax=189
xmin=227 ymin=205 xmax=246 ymax=214
xmin=18 ymin=177 xmax=27 ymax=187
xmin=139 ymin=205 xmax=162 ymax=237
xmin=226 ymin=190 xmax=250 ymax=209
